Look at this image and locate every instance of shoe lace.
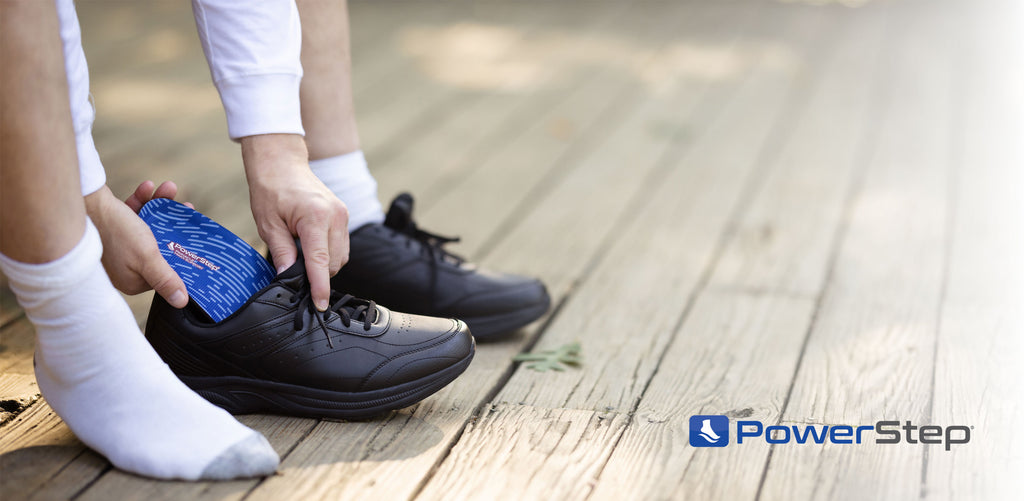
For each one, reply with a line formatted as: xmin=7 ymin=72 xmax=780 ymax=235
xmin=392 ymin=217 xmax=466 ymax=266
xmin=289 ymin=285 xmax=378 ymax=347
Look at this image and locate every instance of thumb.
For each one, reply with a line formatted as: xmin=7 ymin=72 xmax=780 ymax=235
xmin=142 ymin=257 xmax=189 ymax=309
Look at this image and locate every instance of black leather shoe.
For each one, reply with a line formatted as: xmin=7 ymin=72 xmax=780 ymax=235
xmin=333 ymin=193 xmax=551 ymax=339
xmin=145 ymin=254 xmax=475 ymax=420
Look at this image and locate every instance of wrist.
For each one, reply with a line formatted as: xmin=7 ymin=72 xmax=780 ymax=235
xmin=240 ymin=134 xmax=309 ymax=181
xmin=84 ymin=185 xmax=115 ymax=223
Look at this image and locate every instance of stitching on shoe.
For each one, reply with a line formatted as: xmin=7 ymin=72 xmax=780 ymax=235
xmin=357 ymin=328 xmax=461 ymax=392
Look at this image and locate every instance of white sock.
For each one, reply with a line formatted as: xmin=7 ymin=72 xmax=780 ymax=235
xmin=309 ymin=150 xmax=385 ymax=232
xmin=0 ymin=220 xmax=278 ymax=480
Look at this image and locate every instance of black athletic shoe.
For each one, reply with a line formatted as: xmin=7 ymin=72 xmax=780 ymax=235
xmin=332 ymin=193 xmax=551 ymax=339
xmin=145 ymin=254 xmax=475 ymax=420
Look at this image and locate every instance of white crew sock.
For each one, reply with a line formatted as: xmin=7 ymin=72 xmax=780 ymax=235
xmin=309 ymin=150 xmax=385 ymax=232
xmin=0 ymin=220 xmax=278 ymax=480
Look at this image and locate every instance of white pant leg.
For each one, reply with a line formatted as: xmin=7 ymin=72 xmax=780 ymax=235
xmin=55 ymin=0 xmax=105 ymax=196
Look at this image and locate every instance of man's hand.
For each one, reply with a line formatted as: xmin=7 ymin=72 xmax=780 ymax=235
xmin=240 ymin=133 xmax=349 ymax=311
xmin=85 ymin=182 xmax=189 ymax=308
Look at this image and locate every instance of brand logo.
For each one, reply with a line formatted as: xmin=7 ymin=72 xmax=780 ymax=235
xmin=168 ymin=242 xmax=220 ymax=271
xmin=689 ymin=415 xmax=971 ymax=451
xmin=689 ymin=415 xmax=729 ymax=447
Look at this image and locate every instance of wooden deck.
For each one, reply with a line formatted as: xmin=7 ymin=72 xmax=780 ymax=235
xmin=2 ymin=0 xmax=1022 ymax=499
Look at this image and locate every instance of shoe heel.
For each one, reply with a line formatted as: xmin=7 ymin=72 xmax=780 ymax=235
xmin=146 ymin=322 xmax=223 ymax=377
xmin=146 ymin=300 xmax=225 ymax=378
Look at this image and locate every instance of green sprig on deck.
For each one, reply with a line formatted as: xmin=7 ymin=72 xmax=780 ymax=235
xmin=513 ymin=342 xmax=582 ymax=372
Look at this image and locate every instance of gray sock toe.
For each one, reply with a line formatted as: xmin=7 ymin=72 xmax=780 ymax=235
xmin=200 ymin=432 xmax=279 ymax=480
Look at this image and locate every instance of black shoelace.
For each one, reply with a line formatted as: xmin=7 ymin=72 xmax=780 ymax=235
xmin=290 ymin=286 xmax=378 ymax=347
xmin=392 ymin=220 xmax=466 ymax=266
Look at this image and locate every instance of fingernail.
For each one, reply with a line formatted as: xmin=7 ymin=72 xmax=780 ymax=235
xmin=169 ymin=289 xmax=188 ymax=308
xmin=316 ymin=299 xmax=328 ymax=311
xmin=276 ymin=265 xmax=287 ymax=274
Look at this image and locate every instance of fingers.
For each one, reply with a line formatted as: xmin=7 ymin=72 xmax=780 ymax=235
xmin=263 ymin=222 xmax=298 ymax=276
xmin=125 ymin=180 xmax=155 ymax=213
xmin=141 ymin=251 xmax=189 ymax=309
xmin=124 ymin=180 xmax=181 ymax=213
xmin=297 ymin=220 xmax=331 ymax=311
xmin=152 ymin=180 xmax=178 ymax=200
xmin=327 ymin=210 xmax=350 ymax=275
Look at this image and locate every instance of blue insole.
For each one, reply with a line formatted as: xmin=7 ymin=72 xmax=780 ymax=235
xmin=139 ymin=198 xmax=276 ymax=322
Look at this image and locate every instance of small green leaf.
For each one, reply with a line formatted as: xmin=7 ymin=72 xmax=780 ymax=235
xmin=513 ymin=342 xmax=583 ymax=372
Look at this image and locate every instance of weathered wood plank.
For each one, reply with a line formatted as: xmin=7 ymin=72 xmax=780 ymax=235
xmin=413 ymin=5 xmax=831 ymax=498
xmin=0 ymin=319 xmax=35 ymax=376
xmin=0 ymin=274 xmax=22 ymax=329
xmin=0 ymin=399 xmax=103 ymax=500
xmin=358 ymin=0 xmax=607 ymax=164
xmin=370 ymin=3 xmax=633 ymax=204
xmin=489 ymin=4 xmax=820 ymax=413
xmin=924 ymin=1 xmax=1024 ymax=498
xmin=588 ymin=5 xmax=889 ymax=499
xmin=375 ymin=46 xmax=640 ymax=226
xmin=420 ymin=3 xmax=759 ymax=264
xmin=418 ymin=405 xmax=628 ymax=501
xmin=0 ymin=374 xmax=39 ymax=427
xmin=589 ymin=292 xmax=817 ymax=501
xmin=758 ymin=3 xmax=958 ymax=499
xmin=706 ymin=7 xmax=887 ymax=297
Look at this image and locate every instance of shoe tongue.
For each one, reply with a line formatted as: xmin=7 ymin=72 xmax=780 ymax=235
xmin=383 ymin=193 xmax=415 ymax=230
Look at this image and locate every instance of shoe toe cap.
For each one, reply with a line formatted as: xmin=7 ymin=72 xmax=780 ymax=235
xmin=361 ymin=317 xmax=474 ymax=391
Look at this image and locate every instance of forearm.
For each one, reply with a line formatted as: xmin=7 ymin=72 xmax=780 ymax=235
xmin=296 ymin=0 xmax=360 ymax=159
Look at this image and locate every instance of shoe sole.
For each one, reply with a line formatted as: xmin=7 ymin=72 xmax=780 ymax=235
xmin=178 ymin=345 xmax=474 ymax=420
xmin=460 ymin=296 xmax=551 ymax=340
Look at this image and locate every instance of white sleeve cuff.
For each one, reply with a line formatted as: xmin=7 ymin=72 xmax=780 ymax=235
xmin=216 ymin=73 xmax=305 ymax=141
xmin=77 ymin=132 xmax=106 ymax=196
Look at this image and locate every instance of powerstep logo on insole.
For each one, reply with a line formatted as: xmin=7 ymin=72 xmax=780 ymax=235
xmin=688 ymin=415 xmax=972 ymax=451
xmin=168 ymin=242 xmax=221 ymax=271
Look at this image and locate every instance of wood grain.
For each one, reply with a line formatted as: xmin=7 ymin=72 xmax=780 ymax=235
xmin=491 ymin=4 xmax=820 ymax=413
xmin=589 ymin=6 xmax=889 ymax=499
xmin=591 ymin=292 xmax=817 ymax=501
xmin=0 ymin=399 xmax=102 ymax=500
xmin=759 ymin=3 xmax=959 ymax=499
xmin=419 ymin=405 xmax=628 ymax=501
xmin=924 ymin=0 xmax=1024 ymax=498
xmin=413 ymin=5 xmax=828 ymax=497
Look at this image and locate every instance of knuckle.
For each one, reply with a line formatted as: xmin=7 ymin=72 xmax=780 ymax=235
xmin=307 ymin=248 xmax=331 ymax=267
xmin=335 ymin=203 xmax=349 ymax=219
xmin=148 ymin=274 xmax=177 ymax=292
